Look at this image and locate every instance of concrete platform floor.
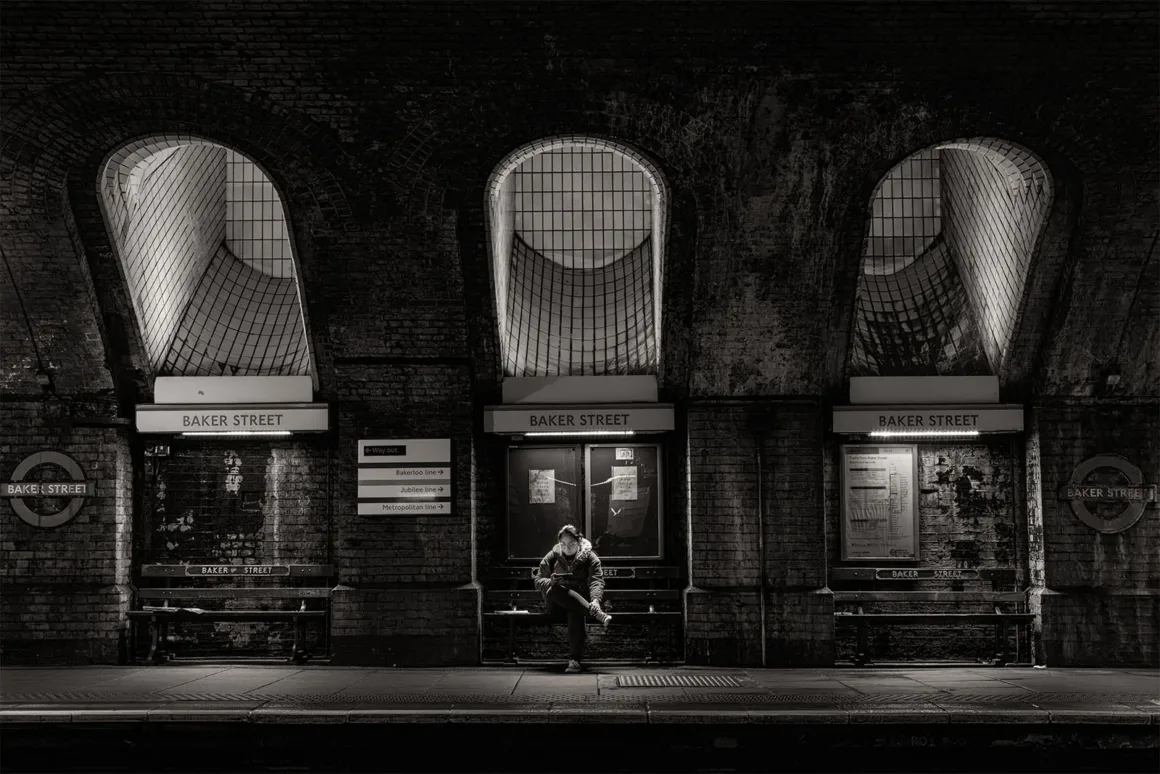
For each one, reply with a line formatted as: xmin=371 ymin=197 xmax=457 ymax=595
xmin=2 ymin=665 xmax=1157 ymax=772
xmin=1 ymin=664 xmax=1157 ymax=720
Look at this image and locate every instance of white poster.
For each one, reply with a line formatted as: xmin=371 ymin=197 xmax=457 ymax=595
xmin=615 ymin=447 xmax=634 ymax=461
xmin=841 ymin=445 xmax=918 ymax=560
xmin=529 ymin=469 xmax=556 ymax=504
xmin=611 ymin=466 xmax=638 ymax=501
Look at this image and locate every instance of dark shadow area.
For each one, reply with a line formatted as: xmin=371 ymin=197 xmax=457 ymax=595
xmin=1 ymin=723 xmax=1156 ymax=773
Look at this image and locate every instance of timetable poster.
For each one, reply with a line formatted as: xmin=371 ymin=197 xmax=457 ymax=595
xmin=840 ymin=444 xmax=919 ymax=561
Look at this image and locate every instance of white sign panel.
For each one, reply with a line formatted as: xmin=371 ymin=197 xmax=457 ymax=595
xmin=484 ymin=404 xmax=675 ymax=434
xmin=136 ymin=404 xmax=329 ymax=433
xmin=529 ymin=470 xmax=556 ymax=504
xmin=357 ymin=501 xmax=452 ymax=516
xmin=611 ymin=466 xmax=638 ymax=501
xmin=357 ymin=438 xmax=453 ymax=516
xmin=832 ymin=405 xmax=1023 ymax=434
xmin=840 ymin=444 xmax=919 ymax=561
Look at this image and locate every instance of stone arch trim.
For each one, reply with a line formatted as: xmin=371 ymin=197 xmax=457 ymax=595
xmin=0 ymin=73 xmax=355 ymax=401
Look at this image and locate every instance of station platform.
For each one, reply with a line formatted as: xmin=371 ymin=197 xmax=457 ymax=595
xmin=2 ymin=664 xmax=1157 ymax=772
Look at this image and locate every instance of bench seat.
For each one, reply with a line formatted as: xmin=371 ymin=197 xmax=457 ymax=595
xmin=484 ymin=565 xmax=683 ymax=664
xmin=131 ymin=564 xmax=333 ymax=665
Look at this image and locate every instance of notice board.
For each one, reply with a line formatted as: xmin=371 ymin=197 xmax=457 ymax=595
xmin=839 ymin=444 xmax=919 ymax=561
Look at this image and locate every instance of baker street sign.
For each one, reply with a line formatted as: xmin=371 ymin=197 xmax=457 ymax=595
xmin=1061 ymin=454 xmax=1156 ymax=534
xmin=2 ymin=451 xmax=93 ymax=529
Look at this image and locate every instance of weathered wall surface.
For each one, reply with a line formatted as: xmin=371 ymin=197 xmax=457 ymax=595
xmin=824 ymin=440 xmax=1031 ymax=664
xmin=0 ymin=402 xmax=132 ymax=664
xmin=1034 ymin=401 xmax=1159 ymax=667
xmin=0 ymin=1 xmax=1156 ymax=665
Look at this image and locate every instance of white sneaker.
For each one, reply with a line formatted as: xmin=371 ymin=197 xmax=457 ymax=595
xmin=565 ymin=659 xmax=582 ymax=673
xmin=597 ymin=611 xmax=612 ymax=628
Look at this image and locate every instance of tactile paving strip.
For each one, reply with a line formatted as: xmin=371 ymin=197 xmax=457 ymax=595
xmin=1 ymin=691 xmax=1155 ymax=705
xmin=617 ymin=674 xmax=743 ymax=688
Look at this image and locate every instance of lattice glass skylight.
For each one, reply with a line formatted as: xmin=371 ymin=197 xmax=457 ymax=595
xmin=851 ymin=138 xmax=1052 ymax=376
xmin=99 ymin=137 xmax=313 ymax=380
xmin=487 ymin=137 xmax=668 ymax=377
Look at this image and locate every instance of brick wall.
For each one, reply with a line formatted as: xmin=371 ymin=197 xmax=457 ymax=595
xmin=328 ymin=364 xmax=478 ymax=665
xmin=686 ymin=401 xmax=830 ymax=666
xmin=1034 ymin=401 xmax=1159 ymax=666
xmin=0 ymin=1 xmax=1155 ymax=666
xmin=0 ymin=401 xmax=132 ymax=664
xmin=825 ymin=438 xmax=1028 ymax=663
xmin=132 ymin=438 xmax=329 ymax=658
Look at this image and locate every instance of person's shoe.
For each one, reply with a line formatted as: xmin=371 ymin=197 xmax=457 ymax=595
xmin=596 ymin=611 xmax=612 ymax=628
xmin=565 ymin=659 xmax=582 ymax=673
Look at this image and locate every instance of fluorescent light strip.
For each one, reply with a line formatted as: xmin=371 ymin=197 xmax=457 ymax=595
xmin=181 ymin=431 xmax=293 ymax=437
xmin=524 ymin=431 xmax=636 ymax=437
xmin=869 ymin=430 xmax=980 ymax=438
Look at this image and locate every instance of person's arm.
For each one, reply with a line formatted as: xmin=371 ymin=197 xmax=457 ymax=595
xmin=534 ymin=551 xmax=555 ymax=594
xmin=586 ymin=554 xmax=605 ymax=606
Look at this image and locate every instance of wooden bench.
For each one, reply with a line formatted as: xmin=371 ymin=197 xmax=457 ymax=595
xmin=128 ymin=564 xmax=334 ymax=665
xmin=484 ymin=565 xmax=682 ymax=664
xmin=830 ymin=567 xmax=1033 ymax=666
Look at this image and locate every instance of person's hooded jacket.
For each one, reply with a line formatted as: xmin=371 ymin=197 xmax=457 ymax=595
xmin=534 ymin=537 xmax=605 ymax=608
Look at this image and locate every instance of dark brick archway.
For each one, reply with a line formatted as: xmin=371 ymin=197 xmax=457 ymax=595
xmin=0 ymin=73 xmax=356 ymax=405
xmin=818 ymin=109 xmax=1088 ymax=400
xmin=377 ymin=85 xmax=741 ymax=400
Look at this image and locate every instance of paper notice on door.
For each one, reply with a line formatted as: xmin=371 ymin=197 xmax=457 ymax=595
xmin=615 ymin=447 xmax=634 ymax=461
xmin=611 ymin=466 xmax=638 ymax=501
xmin=529 ymin=469 xmax=556 ymax=504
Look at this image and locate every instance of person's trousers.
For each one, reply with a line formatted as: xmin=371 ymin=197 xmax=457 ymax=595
xmin=545 ymin=585 xmax=591 ymax=661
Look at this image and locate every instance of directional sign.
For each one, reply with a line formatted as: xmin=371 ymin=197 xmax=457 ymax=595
xmin=357 ymin=484 xmax=449 ymax=499
xmin=357 ymin=438 xmax=453 ymax=516
xmin=357 ymin=501 xmax=452 ymax=516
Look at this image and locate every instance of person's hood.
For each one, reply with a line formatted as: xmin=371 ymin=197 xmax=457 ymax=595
xmin=552 ymin=537 xmax=593 ymax=561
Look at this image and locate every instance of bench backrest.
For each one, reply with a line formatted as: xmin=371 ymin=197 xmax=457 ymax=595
xmin=141 ymin=564 xmax=334 ymax=579
xmin=829 ymin=567 xmax=1017 ymax=585
xmin=487 ymin=565 xmax=679 ymax=583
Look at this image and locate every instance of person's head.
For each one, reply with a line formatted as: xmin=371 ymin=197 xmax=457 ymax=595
xmin=557 ymin=525 xmax=582 ymax=556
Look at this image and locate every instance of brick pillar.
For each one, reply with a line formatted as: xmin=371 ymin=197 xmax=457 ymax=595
xmin=327 ymin=372 xmax=480 ymax=666
xmin=684 ymin=400 xmax=832 ymax=666
xmin=1034 ymin=401 xmax=1159 ymax=667
xmin=0 ymin=401 xmax=133 ymax=664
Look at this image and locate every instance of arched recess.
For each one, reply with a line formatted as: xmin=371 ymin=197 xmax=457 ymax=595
xmin=484 ymin=136 xmax=671 ymax=378
xmin=97 ymin=136 xmax=315 ymax=382
xmin=849 ymin=138 xmax=1054 ymax=378
xmin=0 ymin=73 xmax=353 ymax=404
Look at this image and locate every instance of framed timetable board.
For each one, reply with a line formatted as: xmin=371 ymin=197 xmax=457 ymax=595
xmin=839 ymin=444 xmax=919 ymax=562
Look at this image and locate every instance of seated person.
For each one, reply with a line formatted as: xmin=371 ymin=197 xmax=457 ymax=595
xmin=534 ymin=524 xmax=612 ymax=673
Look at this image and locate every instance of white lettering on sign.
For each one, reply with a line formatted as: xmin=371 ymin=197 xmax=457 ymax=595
xmin=891 ymin=570 xmax=920 ymax=579
xmin=2 ymin=483 xmax=90 ymax=496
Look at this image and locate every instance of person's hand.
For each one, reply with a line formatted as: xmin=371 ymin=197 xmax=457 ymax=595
xmin=588 ymin=601 xmax=602 ymax=615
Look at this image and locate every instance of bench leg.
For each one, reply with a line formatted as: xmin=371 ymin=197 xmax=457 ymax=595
xmin=290 ymin=617 xmax=312 ymax=664
xmin=994 ymin=619 xmax=1010 ymax=666
xmin=504 ymin=618 xmax=517 ymax=664
xmin=644 ymin=616 xmax=658 ymax=664
xmin=146 ymin=616 xmax=167 ymax=664
xmin=853 ymin=613 xmax=870 ymax=667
